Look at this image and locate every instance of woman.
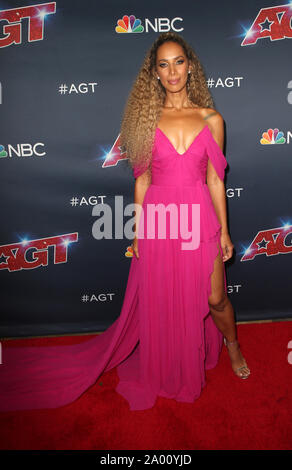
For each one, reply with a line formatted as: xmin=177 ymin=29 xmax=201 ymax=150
xmin=118 ymin=31 xmax=250 ymax=406
xmin=0 ymin=32 xmax=249 ymax=413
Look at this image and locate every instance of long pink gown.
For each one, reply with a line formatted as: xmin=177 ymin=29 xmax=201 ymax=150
xmin=0 ymin=123 xmax=227 ymax=412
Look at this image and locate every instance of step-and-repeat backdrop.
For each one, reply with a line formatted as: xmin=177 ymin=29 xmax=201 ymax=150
xmin=1 ymin=1 xmax=291 ymax=337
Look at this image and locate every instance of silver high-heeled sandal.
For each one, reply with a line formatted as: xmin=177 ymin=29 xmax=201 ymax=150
xmin=224 ymin=337 xmax=250 ymax=379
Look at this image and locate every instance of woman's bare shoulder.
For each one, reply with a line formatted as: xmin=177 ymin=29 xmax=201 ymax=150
xmin=197 ymin=107 xmax=223 ymax=122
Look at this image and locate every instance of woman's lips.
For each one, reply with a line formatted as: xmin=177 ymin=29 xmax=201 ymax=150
xmin=168 ymin=79 xmax=179 ymax=84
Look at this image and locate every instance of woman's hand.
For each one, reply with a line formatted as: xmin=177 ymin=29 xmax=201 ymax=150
xmin=220 ymin=232 xmax=234 ymax=262
xmin=132 ymin=236 xmax=139 ymax=259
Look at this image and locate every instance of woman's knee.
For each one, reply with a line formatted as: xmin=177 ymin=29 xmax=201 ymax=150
xmin=208 ymin=292 xmax=228 ymax=312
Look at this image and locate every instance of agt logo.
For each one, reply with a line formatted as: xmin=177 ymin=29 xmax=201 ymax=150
xmin=101 ymin=134 xmax=126 ymax=169
xmin=260 ymin=128 xmax=292 ymax=144
xmin=240 ymin=224 xmax=292 ymax=261
xmin=0 ymin=233 xmax=78 ymax=272
xmin=115 ymin=14 xmax=183 ymax=33
xmin=241 ymin=3 xmax=292 ymax=46
xmin=0 ymin=2 xmax=56 ymax=48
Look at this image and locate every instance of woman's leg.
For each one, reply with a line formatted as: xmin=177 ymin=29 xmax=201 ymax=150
xmin=207 ymin=241 xmax=250 ymax=377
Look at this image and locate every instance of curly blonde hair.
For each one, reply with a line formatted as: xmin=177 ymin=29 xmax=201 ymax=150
xmin=119 ymin=32 xmax=216 ymax=175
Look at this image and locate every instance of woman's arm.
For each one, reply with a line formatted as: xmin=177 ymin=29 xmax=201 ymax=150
xmin=206 ymin=115 xmax=233 ymax=261
xmin=207 ymin=178 xmax=229 ymax=235
xmin=133 ymin=168 xmax=151 ymax=258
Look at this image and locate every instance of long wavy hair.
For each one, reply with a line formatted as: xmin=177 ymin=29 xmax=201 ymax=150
xmin=119 ymin=32 xmax=216 ymax=175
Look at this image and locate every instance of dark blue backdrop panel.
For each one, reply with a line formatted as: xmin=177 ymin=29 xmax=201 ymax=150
xmin=0 ymin=0 xmax=291 ymax=337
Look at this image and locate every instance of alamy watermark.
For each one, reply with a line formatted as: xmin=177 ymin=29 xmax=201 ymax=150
xmin=91 ymin=196 xmax=200 ymax=250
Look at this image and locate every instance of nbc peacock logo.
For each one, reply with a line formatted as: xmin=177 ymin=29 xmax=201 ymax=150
xmin=0 ymin=145 xmax=8 ymax=158
xmin=115 ymin=15 xmax=144 ymax=33
xmin=260 ymin=128 xmax=286 ymax=145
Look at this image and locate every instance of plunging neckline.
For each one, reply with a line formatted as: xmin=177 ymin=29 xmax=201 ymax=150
xmin=156 ymin=124 xmax=208 ymax=156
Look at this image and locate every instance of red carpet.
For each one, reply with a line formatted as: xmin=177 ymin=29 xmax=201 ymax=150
xmin=0 ymin=321 xmax=291 ymax=450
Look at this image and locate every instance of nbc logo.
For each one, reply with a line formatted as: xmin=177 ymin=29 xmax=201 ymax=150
xmin=0 ymin=143 xmax=45 ymax=158
xmin=0 ymin=145 xmax=7 ymax=158
xmin=115 ymin=14 xmax=183 ymax=34
xmin=116 ymin=15 xmax=143 ymax=33
xmin=260 ymin=128 xmax=286 ymax=145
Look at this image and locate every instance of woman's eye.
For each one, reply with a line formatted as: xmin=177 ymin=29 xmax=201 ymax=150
xmin=159 ymin=60 xmax=184 ymax=68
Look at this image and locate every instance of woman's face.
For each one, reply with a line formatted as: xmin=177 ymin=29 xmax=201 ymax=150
xmin=155 ymin=41 xmax=190 ymax=93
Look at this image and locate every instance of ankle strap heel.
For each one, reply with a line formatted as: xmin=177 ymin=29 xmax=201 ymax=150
xmin=223 ymin=337 xmax=250 ymax=379
xmin=224 ymin=337 xmax=239 ymax=347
